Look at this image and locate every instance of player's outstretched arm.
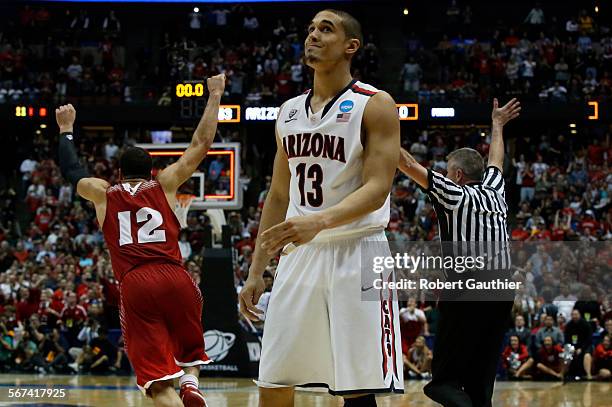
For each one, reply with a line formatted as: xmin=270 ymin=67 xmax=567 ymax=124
xmin=489 ymin=98 xmax=521 ymax=172
xmin=398 ymin=147 xmax=428 ymax=189
xmin=157 ymin=74 xmax=225 ymax=194
xmin=56 ymin=104 xmax=109 ymax=205
xmin=240 ymin=126 xmax=291 ymax=321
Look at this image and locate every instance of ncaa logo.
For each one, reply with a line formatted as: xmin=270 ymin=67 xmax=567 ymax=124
xmin=288 ymin=109 xmax=298 ymax=119
xmin=204 ymin=330 xmax=236 ymax=362
xmin=339 ymin=100 xmax=354 ymax=113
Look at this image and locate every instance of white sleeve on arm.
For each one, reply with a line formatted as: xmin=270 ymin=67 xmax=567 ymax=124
xmin=426 ymin=169 xmax=465 ymax=210
xmin=482 ymin=166 xmax=506 ymax=195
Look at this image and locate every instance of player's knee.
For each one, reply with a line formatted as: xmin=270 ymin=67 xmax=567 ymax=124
xmin=343 ymin=394 xmax=377 ymax=406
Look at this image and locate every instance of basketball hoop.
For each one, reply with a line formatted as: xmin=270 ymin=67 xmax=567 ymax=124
xmin=175 ymin=194 xmax=196 ymax=229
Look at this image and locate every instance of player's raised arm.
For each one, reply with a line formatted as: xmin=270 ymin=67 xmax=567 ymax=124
xmin=56 ymin=104 xmax=109 ymax=205
xmin=157 ymin=74 xmax=226 ymax=194
xmin=488 ymin=97 xmax=521 ymax=172
xmin=240 ymin=120 xmax=291 ymax=321
xmin=398 ymin=147 xmax=429 ymax=189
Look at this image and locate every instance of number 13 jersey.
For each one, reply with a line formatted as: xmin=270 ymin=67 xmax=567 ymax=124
xmin=276 ymin=80 xmax=390 ymax=241
xmin=103 ymin=180 xmax=183 ymax=282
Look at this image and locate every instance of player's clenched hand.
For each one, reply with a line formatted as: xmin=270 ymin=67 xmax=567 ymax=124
xmin=239 ymin=275 xmax=265 ymax=321
xmin=491 ymin=98 xmax=520 ymax=127
xmin=260 ymin=215 xmax=325 ymax=256
xmin=55 ymin=104 xmax=76 ymax=133
xmin=207 ymin=73 xmax=226 ymax=97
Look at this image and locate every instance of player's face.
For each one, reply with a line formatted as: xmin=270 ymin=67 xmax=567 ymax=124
xmin=304 ymin=12 xmax=355 ymax=69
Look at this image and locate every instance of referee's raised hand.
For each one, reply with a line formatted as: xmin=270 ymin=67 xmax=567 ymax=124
xmin=492 ymin=98 xmax=521 ymax=126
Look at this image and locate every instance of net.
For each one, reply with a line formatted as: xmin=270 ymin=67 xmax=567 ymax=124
xmin=175 ymin=194 xmax=196 ymax=229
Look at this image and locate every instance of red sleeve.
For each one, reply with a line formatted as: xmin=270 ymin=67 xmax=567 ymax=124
xmin=519 ymin=345 xmax=530 ymax=362
xmin=501 ymin=347 xmax=512 ymax=368
xmin=593 ymin=344 xmax=605 ymax=360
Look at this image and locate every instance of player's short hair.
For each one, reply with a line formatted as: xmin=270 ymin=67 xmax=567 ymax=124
xmin=119 ymin=147 xmax=152 ymax=180
xmin=322 ymin=9 xmax=363 ymax=49
xmin=447 ymin=148 xmax=484 ymax=182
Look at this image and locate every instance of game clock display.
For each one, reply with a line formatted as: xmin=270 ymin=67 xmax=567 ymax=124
xmin=173 ymin=81 xmax=240 ymax=123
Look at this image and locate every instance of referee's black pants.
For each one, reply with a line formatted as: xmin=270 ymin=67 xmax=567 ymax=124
xmin=425 ymin=300 xmax=513 ymax=407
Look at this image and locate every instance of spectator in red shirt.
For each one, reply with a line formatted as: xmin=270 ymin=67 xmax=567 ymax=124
xmin=60 ymin=291 xmax=87 ymax=346
xmin=501 ymin=335 xmax=533 ymax=378
xmin=400 ymin=298 xmax=428 ymax=354
xmin=511 ymin=219 xmax=531 ymax=241
xmin=51 ymin=290 xmax=65 ymax=314
xmin=551 ymin=210 xmax=571 ymax=240
xmin=536 ymin=336 xmax=565 ymax=380
xmin=16 ymin=287 xmax=41 ymax=322
xmin=587 ymin=139 xmax=605 ymax=165
xmin=593 ymin=334 xmax=612 ymax=379
xmin=403 ymin=335 xmax=433 ymax=380
xmin=579 ymin=210 xmax=599 ymax=233
xmin=38 ymin=289 xmax=61 ymax=333
xmin=13 ymin=241 xmax=29 ymax=263
xmin=34 ymin=207 xmax=53 ymax=234
xmin=61 ymin=292 xmax=87 ymax=324
xmin=275 ymin=67 xmax=292 ymax=98
xmin=520 ymin=165 xmax=536 ymax=202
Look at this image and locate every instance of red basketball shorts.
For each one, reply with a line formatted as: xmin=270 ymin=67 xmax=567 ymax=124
xmin=119 ymin=263 xmax=210 ymax=394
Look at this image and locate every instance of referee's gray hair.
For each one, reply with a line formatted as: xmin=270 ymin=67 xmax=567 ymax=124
xmin=447 ymin=148 xmax=484 ymax=181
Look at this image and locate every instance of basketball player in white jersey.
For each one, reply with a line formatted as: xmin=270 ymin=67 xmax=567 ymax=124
xmin=239 ymin=9 xmax=403 ymax=407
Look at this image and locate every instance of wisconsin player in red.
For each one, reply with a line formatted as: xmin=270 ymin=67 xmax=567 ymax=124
xmin=56 ymin=74 xmax=225 ymax=407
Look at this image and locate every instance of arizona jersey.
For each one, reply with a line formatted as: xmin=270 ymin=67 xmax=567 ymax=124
xmin=276 ymin=80 xmax=390 ymax=240
xmin=103 ymin=180 xmax=182 ymax=281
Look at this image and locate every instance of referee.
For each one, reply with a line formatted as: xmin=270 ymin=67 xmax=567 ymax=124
xmin=398 ymin=98 xmax=521 ymax=407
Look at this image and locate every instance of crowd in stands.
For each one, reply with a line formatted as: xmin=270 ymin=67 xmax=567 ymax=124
xmin=9 ymin=3 xmax=612 ymax=109
xmin=0 ymin=6 xmax=126 ymax=105
xmin=155 ymin=5 xmax=379 ymax=107
xmin=0 ymin=5 xmax=379 ymax=107
xmin=400 ymin=4 xmax=612 ymax=103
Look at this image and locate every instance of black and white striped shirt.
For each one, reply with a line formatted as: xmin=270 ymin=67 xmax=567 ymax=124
xmin=427 ymin=166 xmax=510 ymax=270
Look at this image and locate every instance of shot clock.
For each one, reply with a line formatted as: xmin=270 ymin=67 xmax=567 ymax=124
xmin=173 ymin=80 xmax=240 ymax=123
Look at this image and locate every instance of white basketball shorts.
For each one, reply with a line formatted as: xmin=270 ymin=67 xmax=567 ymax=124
xmin=255 ymin=230 xmax=404 ymax=396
